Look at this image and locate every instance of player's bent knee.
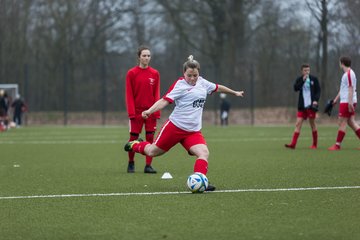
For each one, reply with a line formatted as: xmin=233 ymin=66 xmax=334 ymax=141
xmin=197 ymin=149 xmax=209 ymax=159
xmin=146 ymin=145 xmax=165 ymax=157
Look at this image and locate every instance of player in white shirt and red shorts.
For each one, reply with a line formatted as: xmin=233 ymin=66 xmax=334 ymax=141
xmin=124 ymin=55 xmax=244 ymax=191
xmin=328 ymin=56 xmax=360 ymax=150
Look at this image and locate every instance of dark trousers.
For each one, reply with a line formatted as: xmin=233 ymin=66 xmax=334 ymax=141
xmin=13 ymin=113 xmax=22 ymax=126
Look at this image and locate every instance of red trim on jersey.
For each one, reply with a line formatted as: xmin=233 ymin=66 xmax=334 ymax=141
xmin=163 ymin=96 xmax=173 ymax=103
xmin=164 ymin=79 xmax=183 ymax=95
xmin=163 ymin=78 xmax=185 ymax=102
xmin=347 ymin=70 xmax=352 ymax=87
xmin=211 ymin=84 xmax=218 ymax=94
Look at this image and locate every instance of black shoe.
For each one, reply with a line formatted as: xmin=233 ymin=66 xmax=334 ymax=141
xmin=124 ymin=138 xmax=143 ymax=152
xmin=205 ymin=184 xmax=216 ymax=192
xmin=144 ymin=165 xmax=157 ymax=174
xmin=127 ymin=162 xmax=135 ymax=173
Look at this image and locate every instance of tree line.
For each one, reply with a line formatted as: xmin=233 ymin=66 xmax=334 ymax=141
xmin=0 ymin=0 xmax=359 ymax=112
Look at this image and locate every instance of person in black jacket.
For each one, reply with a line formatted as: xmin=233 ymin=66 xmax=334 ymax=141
xmin=11 ymin=94 xmax=26 ymax=127
xmin=220 ymin=93 xmax=231 ymax=126
xmin=285 ymin=64 xmax=321 ymax=149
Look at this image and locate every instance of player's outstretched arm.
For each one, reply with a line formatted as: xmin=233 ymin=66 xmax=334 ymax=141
xmin=142 ymin=98 xmax=169 ymax=119
xmin=217 ymin=84 xmax=244 ymax=97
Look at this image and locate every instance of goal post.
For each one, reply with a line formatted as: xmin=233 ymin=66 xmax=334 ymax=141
xmin=0 ymin=83 xmax=19 ymax=118
xmin=0 ymin=84 xmax=19 ymax=100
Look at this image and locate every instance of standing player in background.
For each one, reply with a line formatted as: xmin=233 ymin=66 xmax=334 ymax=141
xmin=124 ymin=55 xmax=245 ymax=191
xmin=220 ymin=93 xmax=231 ymax=126
xmin=285 ymin=64 xmax=321 ymax=149
xmin=11 ymin=94 xmax=27 ymax=127
xmin=328 ymin=56 xmax=360 ymax=150
xmin=0 ymin=90 xmax=10 ymax=131
xmin=125 ymin=46 xmax=160 ymax=173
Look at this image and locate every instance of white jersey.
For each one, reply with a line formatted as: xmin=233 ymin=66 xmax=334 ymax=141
xmin=302 ymin=77 xmax=311 ymax=108
xmin=163 ymin=76 xmax=218 ymax=131
xmin=340 ymin=69 xmax=357 ymax=103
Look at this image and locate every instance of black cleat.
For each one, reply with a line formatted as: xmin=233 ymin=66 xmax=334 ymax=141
xmin=127 ymin=162 xmax=135 ymax=173
xmin=144 ymin=165 xmax=157 ymax=174
xmin=205 ymin=184 xmax=216 ymax=192
xmin=124 ymin=138 xmax=143 ymax=152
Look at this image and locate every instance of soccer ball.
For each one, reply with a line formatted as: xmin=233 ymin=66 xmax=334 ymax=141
xmin=186 ymin=173 xmax=209 ymax=193
xmin=9 ymin=122 xmax=16 ymax=128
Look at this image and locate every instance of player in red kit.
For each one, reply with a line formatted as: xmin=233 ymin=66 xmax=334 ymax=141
xmin=125 ymin=46 xmax=160 ymax=173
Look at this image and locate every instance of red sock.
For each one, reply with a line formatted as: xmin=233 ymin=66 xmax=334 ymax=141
xmin=145 ymin=133 xmax=154 ymax=165
xmin=291 ymin=132 xmax=300 ymax=146
xmin=128 ymin=135 xmax=138 ymax=162
xmin=133 ymin=141 xmax=150 ymax=155
xmin=355 ymin=129 xmax=360 ymax=139
xmin=312 ymin=130 xmax=318 ymax=147
xmin=194 ymin=159 xmax=208 ymax=175
xmin=336 ymin=130 xmax=346 ymax=145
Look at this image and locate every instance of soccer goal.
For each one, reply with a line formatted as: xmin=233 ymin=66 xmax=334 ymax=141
xmin=0 ymin=84 xmax=19 ymax=100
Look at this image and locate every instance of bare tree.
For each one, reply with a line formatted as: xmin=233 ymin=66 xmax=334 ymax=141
xmin=25 ymin=0 xmax=129 ymax=111
xmin=338 ymin=0 xmax=360 ymax=53
xmin=251 ymin=1 xmax=314 ymax=107
xmin=305 ymin=0 xmax=335 ymax=100
xmin=156 ymin=0 xmax=261 ymax=88
xmin=0 ymin=0 xmax=33 ymax=87
xmin=1 ymin=0 xmax=358 ymax=120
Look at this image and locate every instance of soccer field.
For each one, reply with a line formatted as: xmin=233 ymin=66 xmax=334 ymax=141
xmin=0 ymin=125 xmax=359 ymax=240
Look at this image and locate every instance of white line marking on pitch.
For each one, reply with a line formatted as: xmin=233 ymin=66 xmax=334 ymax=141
xmin=1 ymin=186 xmax=359 ymax=200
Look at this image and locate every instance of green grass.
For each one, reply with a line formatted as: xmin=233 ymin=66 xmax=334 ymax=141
xmin=0 ymin=125 xmax=359 ymax=240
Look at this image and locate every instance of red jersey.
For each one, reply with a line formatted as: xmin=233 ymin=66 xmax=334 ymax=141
xmin=125 ymin=66 xmax=160 ymax=119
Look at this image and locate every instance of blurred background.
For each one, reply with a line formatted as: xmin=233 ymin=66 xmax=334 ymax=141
xmin=0 ymin=0 xmax=359 ymax=126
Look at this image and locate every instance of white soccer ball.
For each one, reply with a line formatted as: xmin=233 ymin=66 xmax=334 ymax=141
xmin=9 ymin=122 xmax=16 ymax=128
xmin=186 ymin=172 xmax=209 ymax=193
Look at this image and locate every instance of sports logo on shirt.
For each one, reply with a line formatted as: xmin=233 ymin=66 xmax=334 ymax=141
xmin=149 ymin=78 xmax=155 ymax=85
xmin=193 ymin=98 xmax=206 ymax=108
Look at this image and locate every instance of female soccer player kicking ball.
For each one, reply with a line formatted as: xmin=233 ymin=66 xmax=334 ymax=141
xmin=124 ymin=55 xmax=244 ymax=191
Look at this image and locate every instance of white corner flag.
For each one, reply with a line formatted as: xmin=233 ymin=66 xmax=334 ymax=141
xmin=161 ymin=172 xmax=173 ymax=179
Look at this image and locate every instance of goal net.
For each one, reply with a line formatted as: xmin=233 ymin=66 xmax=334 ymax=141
xmin=0 ymin=84 xmax=19 ymax=120
xmin=0 ymin=84 xmax=19 ymax=101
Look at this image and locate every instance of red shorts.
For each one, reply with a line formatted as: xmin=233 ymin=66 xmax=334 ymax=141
xmin=154 ymin=120 xmax=206 ymax=152
xmin=129 ymin=116 xmax=157 ymax=134
xmin=338 ymin=103 xmax=357 ymax=118
xmin=297 ymin=109 xmax=316 ymax=120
